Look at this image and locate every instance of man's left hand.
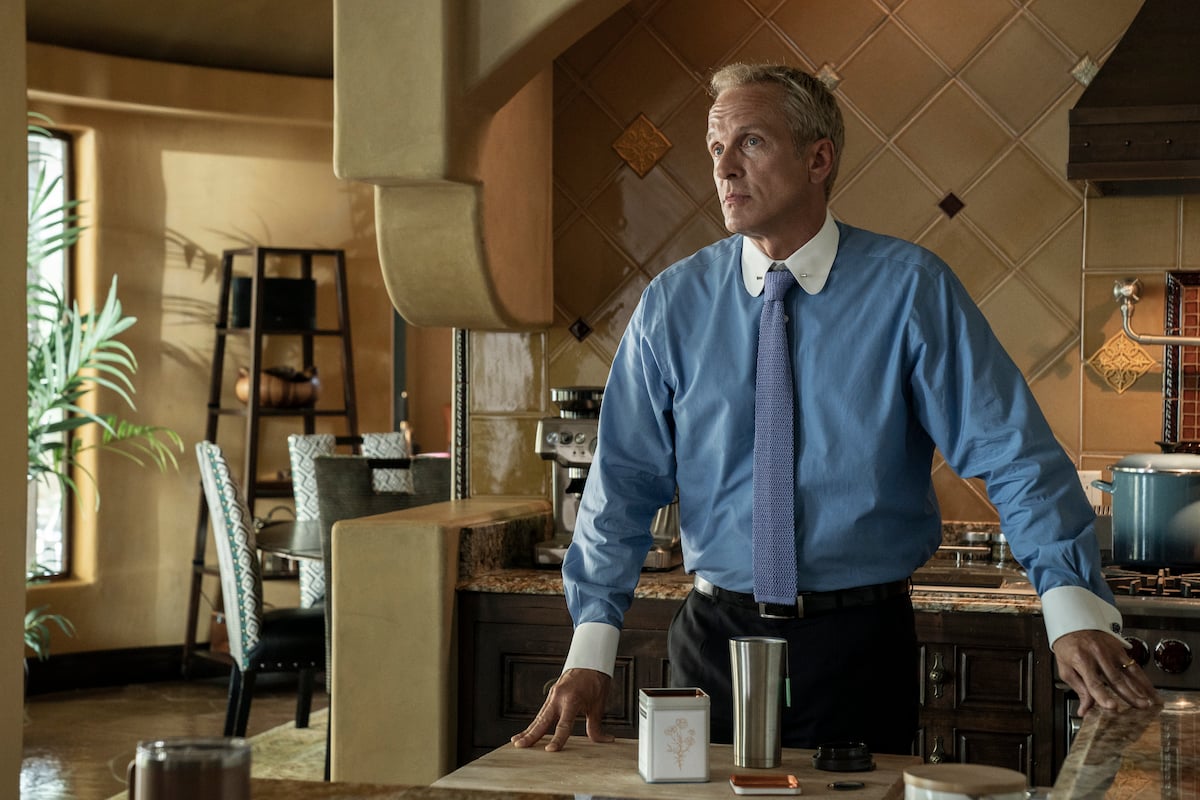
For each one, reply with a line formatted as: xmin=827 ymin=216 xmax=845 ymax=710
xmin=1053 ymin=629 xmax=1162 ymax=715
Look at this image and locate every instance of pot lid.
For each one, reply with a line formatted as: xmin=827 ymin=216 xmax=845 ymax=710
xmin=1110 ymin=453 xmax=1200 ymax=474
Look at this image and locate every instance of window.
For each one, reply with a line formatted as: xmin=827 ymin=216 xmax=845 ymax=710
xmin=27 ymin=126 xmax=74 ymax=577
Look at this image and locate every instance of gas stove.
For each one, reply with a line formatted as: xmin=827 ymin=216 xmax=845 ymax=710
xmin=915 ymin=558 xmax=1200 ymax=690
xmin=1104 ymin=568 xmax=1200 ymax=691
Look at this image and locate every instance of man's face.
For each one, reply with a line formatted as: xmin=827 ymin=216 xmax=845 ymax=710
xmin=706 ymin=83 xmax=827 ymax=257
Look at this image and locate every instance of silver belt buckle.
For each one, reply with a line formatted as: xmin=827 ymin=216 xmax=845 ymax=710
xmin=757 ymin=596 xmax=804 ymax=619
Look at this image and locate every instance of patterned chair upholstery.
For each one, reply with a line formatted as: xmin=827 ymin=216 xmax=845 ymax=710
xmin=195 ymin=440 xmax=325 ymax=738
xmin=287 ymin=434 xmax=337 ymax=609
xmin=359 ymin=431 xmax=415 ymax=493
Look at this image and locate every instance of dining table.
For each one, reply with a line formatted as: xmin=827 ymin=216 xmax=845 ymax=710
xmin=256 ymin=519 xmax=323 ymax=561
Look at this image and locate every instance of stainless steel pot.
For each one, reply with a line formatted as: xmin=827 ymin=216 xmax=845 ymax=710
xmin=1092 ymin=453 xmax=1200 ymax=568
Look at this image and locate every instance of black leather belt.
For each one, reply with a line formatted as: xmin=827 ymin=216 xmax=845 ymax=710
xmin=693 ymin=575 xmax=910 ymax=619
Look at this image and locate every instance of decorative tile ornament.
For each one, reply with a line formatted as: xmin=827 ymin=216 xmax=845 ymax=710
xmin=569 ymin=317 xmax=593 ymax=341
xmin=938 ymin=192 xmax=965 ymax=219
xmin=613 ymin=114 xmax=672 ymax=178
xmin=1072 ymin=55 xmax=1100 ymax=87
xmin=815 ymin=62 xmax=842 ymax=91
xmin=1087 ymin=332 xmax=1157 ymax=394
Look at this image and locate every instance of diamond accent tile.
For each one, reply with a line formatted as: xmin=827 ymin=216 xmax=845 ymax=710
xmin=815 ymin=62 xmax=842 ymax=90
xmin=569 ymin=317 xmax=593 ymax=341
xmin=613 ymin=113 xmax=673 ymax=178
xmin=1071 ymin=54 xmax=1099 ymax=87
xmin=938 ymin=192 xmax=965 ymax=219
xmin=1086 ymin=332 xmax=1157 ymax=394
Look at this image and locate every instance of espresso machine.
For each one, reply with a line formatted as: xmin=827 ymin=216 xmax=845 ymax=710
xmin=535 ymin=386 xmax=682 ymax=570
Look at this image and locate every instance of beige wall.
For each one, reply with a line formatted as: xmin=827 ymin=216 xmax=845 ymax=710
xmin=3 ymin=2 xmax=27 ymax=792
xmin=23 ymin=44 xmax=449 ymax=654
xmin=467 ymin=0 xmax=1176 ymax=518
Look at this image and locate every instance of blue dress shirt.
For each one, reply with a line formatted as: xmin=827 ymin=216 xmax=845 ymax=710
xmin=561 ymin=219 xmax=1117 ymax=671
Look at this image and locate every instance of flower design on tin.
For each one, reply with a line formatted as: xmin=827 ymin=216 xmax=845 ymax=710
xmin=664 ymin=717 xmax=696 ymax=769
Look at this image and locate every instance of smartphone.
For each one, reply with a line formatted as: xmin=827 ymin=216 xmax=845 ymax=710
xmin=729 ymin=773 xmax=802 ymax=795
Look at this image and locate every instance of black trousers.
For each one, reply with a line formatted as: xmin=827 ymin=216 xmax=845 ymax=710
xmin=667 ymin=586 xmax=919 ymax=756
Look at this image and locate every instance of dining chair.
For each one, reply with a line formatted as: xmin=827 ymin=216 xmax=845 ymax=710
xmin=195 ymin=440 xmax=325 ymax=738
xmin=286 ymin=433 xmax=337 ymax=609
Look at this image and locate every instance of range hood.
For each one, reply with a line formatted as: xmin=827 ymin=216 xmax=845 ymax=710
xmin=1067 ymin=0 xmax=1200 ymax=196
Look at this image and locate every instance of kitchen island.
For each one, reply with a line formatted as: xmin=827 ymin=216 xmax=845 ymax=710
xmin=330 ymin=505 xmax=1046 ymax=786
xmin=434 ymin=737 xmax=917 ymax=799
xmin=1053 ymin=691 xmax=1200 ymax=797
xmin=250 ymin=694 xmax=1200 ymax=799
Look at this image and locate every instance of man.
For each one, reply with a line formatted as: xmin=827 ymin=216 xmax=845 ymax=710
xmin=512 ymin=63 xmax=1158 ymax=754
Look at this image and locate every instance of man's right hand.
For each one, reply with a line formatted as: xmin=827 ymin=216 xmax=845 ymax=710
xmin=510 ymin=667 xmax=614 ymax=751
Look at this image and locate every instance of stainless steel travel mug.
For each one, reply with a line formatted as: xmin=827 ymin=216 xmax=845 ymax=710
xmin=127 ymin=737 xmax=251 ymax=800
xmin=729 ymin=635 xmax=787 ymax=768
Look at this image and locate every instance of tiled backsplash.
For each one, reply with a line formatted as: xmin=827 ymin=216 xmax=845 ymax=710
xmin=468 ymin=0 xmax=1197 ymax=522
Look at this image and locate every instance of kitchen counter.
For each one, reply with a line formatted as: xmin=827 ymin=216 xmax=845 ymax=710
xmin=1052 ymin=691 xmax=1200 ymax=797
xmin=252 ymin=691 xmax=1198 ymax=800
xmin=456 ymin=565 xmax=1044 ymax=616
xmin=433 ymin=738 xmax=918 ymax=799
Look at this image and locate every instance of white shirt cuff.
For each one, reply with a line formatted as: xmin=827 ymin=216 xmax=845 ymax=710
xmin=1041 ymin=585 xmax=1126 ymax=648
xmin=563 ymin=621 xmax=620 ymax=676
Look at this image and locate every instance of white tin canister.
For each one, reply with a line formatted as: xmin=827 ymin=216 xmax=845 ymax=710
xmin=904 ymin=764 xmax=1027 ymax=800
xmin=638 ymin=687 xmax=710 ymax=783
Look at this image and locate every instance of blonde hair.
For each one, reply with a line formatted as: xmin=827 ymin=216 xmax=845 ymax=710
xmin=708 ymin=63 xmax=844 ymax=197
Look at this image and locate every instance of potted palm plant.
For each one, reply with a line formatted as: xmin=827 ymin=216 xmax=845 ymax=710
xmin=25 ymin=112 xmax=183 ymax=661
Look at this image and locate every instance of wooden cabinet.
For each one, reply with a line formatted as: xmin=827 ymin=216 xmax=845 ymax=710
xmin=456 ymin=591 xmax=677 ymax=765
xmin=456 ymin=591 xmax=1058 ymax=785
xmin=914 ymin=612 xmax=1056 ymax=787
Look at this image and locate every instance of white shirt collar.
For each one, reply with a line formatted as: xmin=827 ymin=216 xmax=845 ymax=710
xmin=741 ymin=210 xmax=840 ymax=296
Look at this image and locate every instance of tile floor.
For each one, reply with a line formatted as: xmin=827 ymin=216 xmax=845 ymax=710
xmin=21 ymin=674 xmax=328 ymax=800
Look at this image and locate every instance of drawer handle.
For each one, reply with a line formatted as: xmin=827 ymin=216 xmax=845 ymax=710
xmin=929 ymin=735 xmax=946 ymax=764
xmin=928 ymin=653 xmax=949 ymax=700
xmin=542 ymin=677 xmax=558 ymax=696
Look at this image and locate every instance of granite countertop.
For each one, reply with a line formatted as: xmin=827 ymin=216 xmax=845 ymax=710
xmin=1052 ymin=691 xmax=1200 ymax=797
xmin=456 ymin=518 xmax=1042 ymax=614
xmin=456 ymin=565 xmax=1044 ymax=616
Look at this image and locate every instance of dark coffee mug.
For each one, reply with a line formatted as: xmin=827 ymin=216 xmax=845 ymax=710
xmin=126 ymin=736 xmax=250 ymax=800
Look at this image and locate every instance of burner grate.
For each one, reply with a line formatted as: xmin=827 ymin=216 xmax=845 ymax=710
xmin=1104 ymin=567 xmax=1200 ymax=598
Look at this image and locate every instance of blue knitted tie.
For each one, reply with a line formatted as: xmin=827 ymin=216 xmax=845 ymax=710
xmin=753 ymin=267 xmax=798 ymax=605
